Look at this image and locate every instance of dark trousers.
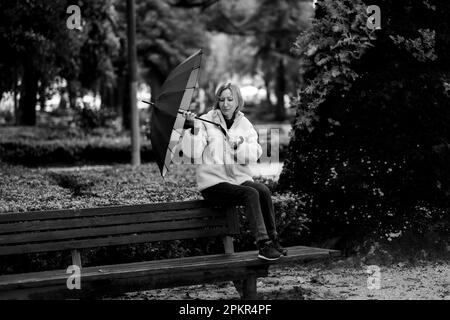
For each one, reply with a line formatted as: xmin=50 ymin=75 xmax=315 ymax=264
xmin=201 ymin=180 xmax=278 ymax=242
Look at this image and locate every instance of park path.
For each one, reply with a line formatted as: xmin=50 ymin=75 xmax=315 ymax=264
xmin=112 ymin=259 xmax=449 ymax=300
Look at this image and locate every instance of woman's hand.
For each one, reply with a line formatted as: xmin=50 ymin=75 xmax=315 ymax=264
xmin=229 ymin=136 xmax=244 ymax=150
xmin=181 ymin=111 xmax=198 ymax=134
xmin=181 ymin=110 xmax=197 ymax=121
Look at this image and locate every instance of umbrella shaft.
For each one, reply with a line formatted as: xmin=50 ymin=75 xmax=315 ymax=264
xmin=176 ymin=110 xmax=226 ymax=131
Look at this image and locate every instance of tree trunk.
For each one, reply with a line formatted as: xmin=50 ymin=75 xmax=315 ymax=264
xmin=114 ymin=77 xmax=124 ymax=115
xmin=127 ymin=0 xmax=140 ymax=166
xmin=274 ymin=58 xmax=286 ymax=121
xmin=100 ymin=83 xmax=114 ymax=110
xmin=58 ymin=88 xmax=69 ymax=110
xmin=13 ymin=69 xmax=18 ymax=125
xmin=263 ymin=76 xmax=273 ymax=109
xmin=121 ymin=73 xmax=130 ymax=130
xmin=38 ymin=80 xmax=47 ymax=111
xmin=67 ymin=80 xmax=79 ymax=109
xmin=18 ymin=64 xmax=38 ymax=126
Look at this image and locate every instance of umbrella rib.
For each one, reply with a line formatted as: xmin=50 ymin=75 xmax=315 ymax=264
xmin=164 ymin=163 xmax=170 ymax=174
xmin=147 ymin=49 xmax=204 ymax=177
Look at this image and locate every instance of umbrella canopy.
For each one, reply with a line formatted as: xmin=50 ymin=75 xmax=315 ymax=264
xmin=149 ymin=49 xmax=203 ymax=177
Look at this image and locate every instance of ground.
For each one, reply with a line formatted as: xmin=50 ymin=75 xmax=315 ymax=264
xmin=112 ymin=258 xmax=449 ymax=300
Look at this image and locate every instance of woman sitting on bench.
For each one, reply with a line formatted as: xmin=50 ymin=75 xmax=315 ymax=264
xmin=180 ymin=82 xmax=287 ymax=261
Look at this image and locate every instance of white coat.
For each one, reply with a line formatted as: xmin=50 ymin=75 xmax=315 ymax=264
xmin=180 ymin=109 xmax=262 ymax=190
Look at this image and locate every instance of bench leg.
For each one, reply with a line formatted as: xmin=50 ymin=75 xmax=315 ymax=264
xmin=241 ymin=275 xmax=257 ymax=300
xmin=233 ymin=280 xmax=244 ymax=297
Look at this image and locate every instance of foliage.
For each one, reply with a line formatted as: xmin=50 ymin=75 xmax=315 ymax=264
xmin=76 ymin=0 xmax=120 ymax=91
xmin=279 ymin=0 xmax=450 ymax=247
xmin=127 ymin=0 xmax=208 ymax=94
xmin=290 ymin=0 xmax=376 ymax=127
xmin=203 ymin=0 xmax=314 ymax=120
xmin=0 ymin=0 xmax=121 ymax=124
xmin=0 ymin=126 xmax=153 ymax=166
xmin=73 ymin=107 xmax=119 ymax=132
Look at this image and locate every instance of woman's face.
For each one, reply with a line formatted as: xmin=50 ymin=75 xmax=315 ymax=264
xmin=218 ymin=89 xmax=237 ymax=120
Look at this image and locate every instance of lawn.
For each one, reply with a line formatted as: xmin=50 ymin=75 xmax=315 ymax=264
xmin=0 ymin=162 xmax=200 ymax=213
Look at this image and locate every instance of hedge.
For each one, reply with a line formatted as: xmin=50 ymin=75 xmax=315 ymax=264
xmin=0 ymin=125 xmax=155 ymax=166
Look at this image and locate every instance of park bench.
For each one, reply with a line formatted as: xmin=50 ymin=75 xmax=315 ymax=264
xmin=0 ymin=200 xmax=339 ymax=300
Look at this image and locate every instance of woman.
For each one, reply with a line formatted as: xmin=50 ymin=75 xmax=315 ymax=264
xmin=180 ymin=83 xmax=287 ymax=260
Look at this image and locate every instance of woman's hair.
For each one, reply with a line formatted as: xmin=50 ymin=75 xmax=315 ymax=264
xmin=213 ymin=83 xmax=245 ymax=111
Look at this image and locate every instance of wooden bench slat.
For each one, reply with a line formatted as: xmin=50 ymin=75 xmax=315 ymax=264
xmin=0 ymin=200 xmax=212 ymax=223
xmin=0 ymin=246 xmax=338 ymax=290
xmin=0 ymin=267 xmax=269 ymax=300
xmin=0 ymin=246 xmax=335 ymax=285
xmin=0 ymin=208 xmax=224 ymax=234
xmin=0 ymin=217 xmax=228 ymax=245
xmin=89 ymin=246 xmax=340 ymax=274
xmin=0 ymin=227 xmax=230 ymax=256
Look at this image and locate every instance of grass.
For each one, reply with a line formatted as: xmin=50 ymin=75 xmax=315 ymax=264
xmin=0 ymin=162 xmax=201 ymax=213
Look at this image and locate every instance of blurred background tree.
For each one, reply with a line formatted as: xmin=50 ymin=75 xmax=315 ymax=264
xmin=0 ymin=1 xmax=79 ymax=125
xmin=0 ymin=0 xmax=315 ymax=127
xmin=203 ymin=0 xmax=314 ymax=121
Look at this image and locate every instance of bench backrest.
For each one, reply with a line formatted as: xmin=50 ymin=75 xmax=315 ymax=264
xmin=0 ymin=200 xmax=239 ymax=256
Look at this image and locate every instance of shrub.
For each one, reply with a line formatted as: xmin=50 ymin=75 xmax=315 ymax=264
xmin=279 ymin=0 xmax=450 ymax=246
xmin=0 ymin=136 xmax=154 ymax=166
xmin=73 ymin=107 xmax=118 ymax=132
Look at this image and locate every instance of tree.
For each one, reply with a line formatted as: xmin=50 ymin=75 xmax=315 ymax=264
xmin=0 ymin=1 xmax=78 ymax=125
xmin=0 ymin=0 xmax=121 ymax=125
xmin=278 ymin=0 xmax=450 ymax=245
xmin=127 ymin=0 xmax=140 ymax=166
xmin=135 ymin=0 xmax=207 ymax=99
xmin=202 ymin=0 xmax=314 ymax=121
xmin=77 ymin=1 xmax=120 ymax=109
xmin=200 ymin=33 xmax=257 ymax=107
xmin=110 ymin=0 xmax=208 ymax=129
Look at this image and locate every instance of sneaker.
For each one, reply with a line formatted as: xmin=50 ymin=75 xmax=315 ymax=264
xmin=257 ymin=240 xmax=282 ymax=261
xmin=272 ymin=238 xmax=288 ymax=256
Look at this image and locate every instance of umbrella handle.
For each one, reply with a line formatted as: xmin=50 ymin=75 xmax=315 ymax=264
xmin=176 ymin=110 xmax=229 ymax=138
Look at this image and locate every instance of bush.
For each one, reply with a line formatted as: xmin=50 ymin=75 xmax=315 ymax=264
xmin=0 ymin=126 xmax=154 ymax=166
xmin=73 ymin=107 xmax=119 ymax=133
xmin=279 ymin=0 xmax=450 ymax=247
